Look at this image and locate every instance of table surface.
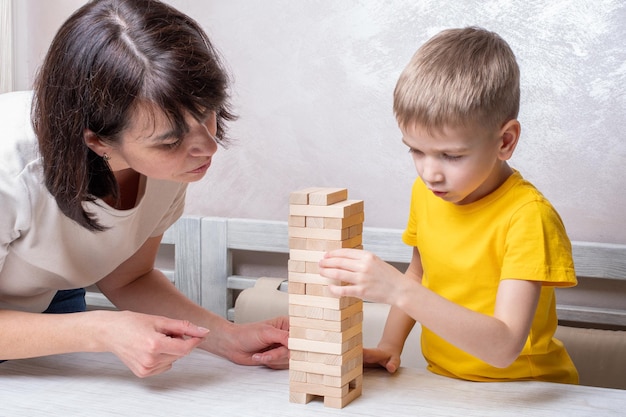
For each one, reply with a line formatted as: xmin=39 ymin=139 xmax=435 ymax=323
xmin=1 ymin=350 xmax=624 ymax=416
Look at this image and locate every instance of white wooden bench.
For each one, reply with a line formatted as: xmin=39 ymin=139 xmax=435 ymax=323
xmin=193 ymin=217 xmax=626 ymax=327
xmin=88 ymin=215 xmax=626 ymax=328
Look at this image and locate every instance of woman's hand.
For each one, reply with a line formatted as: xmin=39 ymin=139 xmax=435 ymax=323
xmin=205 ymin=316 xmax=290 ymax=369
xmin=95 ymin=310 xmax=209 ymax=378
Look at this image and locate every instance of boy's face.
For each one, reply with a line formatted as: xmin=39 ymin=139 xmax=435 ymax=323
xmin=402 ymin=122 xmax=514 ymax=205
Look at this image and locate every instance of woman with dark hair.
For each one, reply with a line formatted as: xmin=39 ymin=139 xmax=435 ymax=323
xmin=0 ymin=0 xmax=288 ymax=377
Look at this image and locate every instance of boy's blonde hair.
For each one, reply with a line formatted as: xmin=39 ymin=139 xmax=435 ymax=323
xmin=394 ymin=27 xmax=520 ymax=132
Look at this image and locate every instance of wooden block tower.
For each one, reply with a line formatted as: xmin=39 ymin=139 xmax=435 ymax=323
xmin=288 ymin=187 xmax=364 ymax=408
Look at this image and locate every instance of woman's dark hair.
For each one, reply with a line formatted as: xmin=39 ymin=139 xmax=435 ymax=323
xmin=32 ymin=0 xmax=236 ymax=231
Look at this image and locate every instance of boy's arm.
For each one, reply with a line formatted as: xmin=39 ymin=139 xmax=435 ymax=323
xmin=394 ymin=275 xmax=541 ymax=368
xmin=364 ymin=248 xmax=422 ymax=372
xmin=320 ymin=247 xmax=542 ymax=369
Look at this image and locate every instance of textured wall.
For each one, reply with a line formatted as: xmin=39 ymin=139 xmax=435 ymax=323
xmin=14 ymin=0 xmax=626 ymax=244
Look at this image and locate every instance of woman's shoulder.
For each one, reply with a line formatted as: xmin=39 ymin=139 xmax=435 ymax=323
xmin=0 ymin=162 xmax=38 ymax=241
xmin=0 ymin=90 xmax=38 ymax=176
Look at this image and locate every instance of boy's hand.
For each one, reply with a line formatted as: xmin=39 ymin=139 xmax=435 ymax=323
xmin=364 ymin=347 xmax=401 ymax=373
xmin=318 ymin=248 xmax=407 ymax=305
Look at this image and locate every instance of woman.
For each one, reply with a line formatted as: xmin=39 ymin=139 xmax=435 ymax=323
xmin=0 ymin=0 xmax=288 ymax=377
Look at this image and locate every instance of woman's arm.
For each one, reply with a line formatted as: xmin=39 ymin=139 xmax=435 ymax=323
xmin=97 ymin=235 xmax=289 ymax=369
xmin=319 ymin=248 xmax=541 ymax=368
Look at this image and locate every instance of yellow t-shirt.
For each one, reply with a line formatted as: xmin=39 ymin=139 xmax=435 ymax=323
xmin=402 ymin=171 xmax=578 ymax=384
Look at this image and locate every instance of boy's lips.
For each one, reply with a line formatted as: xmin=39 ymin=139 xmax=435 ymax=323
xmin=430 ymin=189 xmax=447 ymax=197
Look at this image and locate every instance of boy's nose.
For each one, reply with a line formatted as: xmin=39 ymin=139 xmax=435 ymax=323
xmin=420 ymin=158 xmax=443 ymax=184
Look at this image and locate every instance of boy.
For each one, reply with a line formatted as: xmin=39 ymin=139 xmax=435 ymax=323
xmin=318 ymin=27 xmax=578 ymax=383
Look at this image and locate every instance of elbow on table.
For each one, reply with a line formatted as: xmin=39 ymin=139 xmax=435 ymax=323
xmin=488 ymin=355 xmax=517 ymax=369
xmin=484 ymin=344 xmax=525 ymax=369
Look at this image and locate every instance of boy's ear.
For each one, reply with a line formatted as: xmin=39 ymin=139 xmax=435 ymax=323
xmin=497 ymin=119 xmax=520 ymax=160
xmin=83 ymin=129 xmax=109 ymax=157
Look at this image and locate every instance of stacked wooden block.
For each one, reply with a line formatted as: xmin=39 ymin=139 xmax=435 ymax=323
xmin=287 ymin=187 xmax=364 ymax=408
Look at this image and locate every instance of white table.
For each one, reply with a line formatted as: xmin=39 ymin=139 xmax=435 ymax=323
xmin=1 ymin=350 xmax=624 ymax=416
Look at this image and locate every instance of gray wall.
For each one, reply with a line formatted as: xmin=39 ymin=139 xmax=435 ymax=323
xmin=13 ymin=0 xmax=626 ymax=244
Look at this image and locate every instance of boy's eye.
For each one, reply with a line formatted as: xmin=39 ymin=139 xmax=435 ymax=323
xmin=443 ymin=154 xmax=462 ymax=161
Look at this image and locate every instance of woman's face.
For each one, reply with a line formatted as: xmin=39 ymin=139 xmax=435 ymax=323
xmin=105 ymin=104 xmax=219 ymax=183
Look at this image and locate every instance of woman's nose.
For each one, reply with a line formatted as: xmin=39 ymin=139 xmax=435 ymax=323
xmin=188 ymin=128 xmax=218 ymax=157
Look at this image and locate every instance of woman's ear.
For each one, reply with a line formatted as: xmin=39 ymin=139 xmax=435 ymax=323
xmin=498 ymin=119 xmax=521 ymax=161
xmin=83 ymin=129 xmax=109 ymax=157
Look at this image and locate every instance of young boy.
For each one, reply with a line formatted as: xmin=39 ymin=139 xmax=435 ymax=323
xmin=318 ymin=27 xmax=578 ymax=384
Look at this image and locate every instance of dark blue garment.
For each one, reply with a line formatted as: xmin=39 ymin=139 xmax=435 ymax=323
xmin=42 ymin=288 xmax=87 ymax=314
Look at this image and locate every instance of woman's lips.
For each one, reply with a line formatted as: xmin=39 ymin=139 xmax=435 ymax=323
xmin=188 ymin=159 xmax=211 ymax=174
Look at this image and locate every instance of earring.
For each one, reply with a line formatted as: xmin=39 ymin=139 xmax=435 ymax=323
xmin=103 ymin=153 xmax=111 ymax=162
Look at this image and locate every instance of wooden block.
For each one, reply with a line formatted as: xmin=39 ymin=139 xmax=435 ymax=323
xmin=287 ymin=301 xmax=363 ymax=328
xmin=290 ymin=351 xmax=362 ymax=377
xmin=323 ymin=362 xmax=363 ymax=387
xmin=305 ymin=283 xmax=334 ymax=297
xmin=304 ymin=261 xmax=319 ymax=274
xmin=289 ymin=391 xmax=315 ymax=404
xmin=305 ymin=345 xmax=363 ymax=366
xmin=308 ymin=188 xmax=348 ymax=206
xmin=305 ymin=216 xmax=325 ymax=228
xmin=287 ymin=259 xmax=306 ymax=273
xmin=289 ymin=187 xmax=325 ymax=205
xmin=288 ymin=333 xmax=362 ymax=355
xmin=289 ymin=369 xmax=308 ymax=382
xmin=288 ymin=237 xmax=307 ymax=250
xmin=289 ymin=293 xmax=360 ymax=310
xmin=289 ymin=326 xmax=309 ymax=339
xmin=289 ymin=305 xmax=326 ymax=320
xmin=289 ymin=303 xmax=308 ymax=318
xmin=288 ymin=215 xmax=306 ymax=227
xmin=289 ymin=249 xmax=326 ymax=263
xmin=288 ymin=281 xmax=306 ymax=294
xmin=323 ymin=300 xmax=363 ymax=321
xmin=290 ymin=314 xmax=357 ymax=332
xmin=289 ymin=380 xmax=349 ymax=398
xmin=299 ymin=322 xmax=362 ymax=344
xmin=305 ymin=238 xmax=333 ymax=252
xmin=305 ymin=234 xmax=362 ymax=251
xmin=324 ymin=212 xmax=364 ymax=229
xmin=288 ymin=271 xmax=340 ymax=286
xmin=349 ymin=223 xmax=363 ymax=238
xmin=306 ymin=372 xmax=325 ymax=385
xmin=288 ymin=226 xmax=349 ymax=241
xmin=290 ymin=350 xmax=307 ymax=361
xmin=345 ymin=200 xmax=364 ymax=217
xmin=323 ymin=376 xmax=363 ymax=409
xmin=323 ymin=303 xmax=363 ymax=323
xmin=289 ymin=200 xmax=364 ymax=219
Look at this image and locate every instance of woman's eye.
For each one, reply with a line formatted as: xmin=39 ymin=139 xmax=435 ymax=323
xmin=163 ymin=139 xmax=183 ymax=149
